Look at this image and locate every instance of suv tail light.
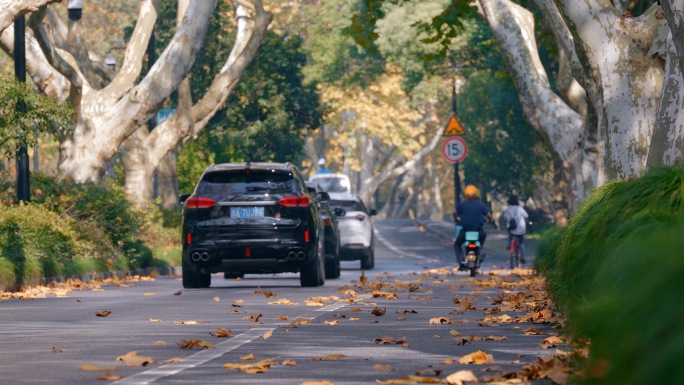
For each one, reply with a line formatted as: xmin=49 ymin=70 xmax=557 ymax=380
xmin=185 ymin=197 xmax=216 ymax=209
xmin=279 ymin=196 xmax=310 ymax=207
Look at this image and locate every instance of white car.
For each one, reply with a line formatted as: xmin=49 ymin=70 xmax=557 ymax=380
xmin=327 ymin=193 xmax=376 ymax=269
xmin=309 ymin=173 xmax=352 ymax=194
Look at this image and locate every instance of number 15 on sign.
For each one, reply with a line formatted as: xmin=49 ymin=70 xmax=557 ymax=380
xmin=442 ymin=137 xmax=468 ymax=163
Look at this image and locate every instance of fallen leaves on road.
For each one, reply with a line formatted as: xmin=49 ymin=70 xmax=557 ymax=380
xmin=373 ymin=364 xmax=395 ymax=372
xmin=243 ymin=313 xmax=262 ymax=324
xmin=223 ymin=357 xmax=277 ymax=374
xmin=241 ymin=353 xmax=257 ymax=360
xmin=373 ymin=291 xmax=398 ymax=300
xmin=116 ymin=351 xmax=156 ymax=367
xmin=254 ymin=287 xmax=277 ymax=298
xmin=282 ymin=359 xmax=297 ymax=366
xmin=95 ymin=310 xmax=111 ymax=317
xmin=283 ymin=317 xmax=312 ymax=328
xmin=96 ymin=373 xmax=123 ymax=380
xmin=429 ymin=316 xmax=466 ymax=325
xmin=262 ymin=330 xmax=273 ymax=340
xmin=376 ymin=374 xmax=442 ymax=384
xmin=372 ymin=307 xmax=387 ymax=316
xmin=444 ymin=370 xmax=478 ymax=385
xmin=178 ymin=339 xmax=215 ymax=349
xmin=163 ymin=357 xmax=182 ymax=363
xmin=373 ymin=336 xmax=409 ymax=347
xmin=458 ymin=350 xmax=494 ymax=365
xmin=308 ymin=354 xmax=347 ymax=361
xmin=540 ymin=336 xmax=564 ymax=349
xmin=211 ymin=327 xmax=233 ymax=337
xmin=149 ymin=318 xmax=162 ymax=322
xmin=268 ymin=298 xmax=298 ymax=305
xmin=324 ymin=320 xmax=339 ymax=325
xmin=278 ymin=315 xmax=289 ymax=320
xmin=213 ymin=296 xmax=221 ymax=302
xmin=175 ymin=319 xmax=209 ymax=325
xmin=80 ymin=364 xmax=119 ymax=371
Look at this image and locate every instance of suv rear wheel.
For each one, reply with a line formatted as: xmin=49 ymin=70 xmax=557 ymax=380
xmin=300 ymin=249 xmax=322 ymax=287
xmin=182 ymin=258 xmax=211 ymax=288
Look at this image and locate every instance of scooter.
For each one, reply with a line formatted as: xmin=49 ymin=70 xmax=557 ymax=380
xmin=464 ymin=231 xmax=482 ymax=277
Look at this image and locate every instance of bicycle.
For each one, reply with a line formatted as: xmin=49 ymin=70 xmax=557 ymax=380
xmin=509 ymin=236 xmax=520 ymax=269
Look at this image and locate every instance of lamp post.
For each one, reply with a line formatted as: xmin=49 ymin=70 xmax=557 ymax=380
xmin=105 ymin=52 xmax=117 ymax=71
xmin=14 ymin=14 xmax=29 ymax=202
xmin=67 ymin=0 xmax=83 ymax=21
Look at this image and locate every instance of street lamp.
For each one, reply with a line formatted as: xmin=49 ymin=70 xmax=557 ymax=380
xmin=67 ymin=0 xmax=84 ymax=21
xmin=14 ymin=14 xmax=29 ymax=202
xmin=105 ymin=52 xmax=116 ymax=71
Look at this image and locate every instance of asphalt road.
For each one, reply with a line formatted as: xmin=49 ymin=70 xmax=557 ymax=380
xmin=0 ymin=220 xmax=555 ymax=385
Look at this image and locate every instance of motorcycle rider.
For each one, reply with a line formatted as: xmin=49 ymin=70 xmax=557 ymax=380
xmin=453 ymin=185 xmax=492 ymax=271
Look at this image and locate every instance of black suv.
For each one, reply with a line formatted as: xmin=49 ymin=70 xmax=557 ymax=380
xmin=180 ymin=162 xmax=325 ymax=288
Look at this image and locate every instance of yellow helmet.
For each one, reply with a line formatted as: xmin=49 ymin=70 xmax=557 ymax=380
xmin=464 ymin=185 xmax=479 ymax=199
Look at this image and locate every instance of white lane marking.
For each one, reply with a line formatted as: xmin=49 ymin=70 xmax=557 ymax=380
xmin=111 ymin=327 xmax=274 ymax=385
xmin=111 ymin=297 xmax=369 ymax=385
xmin=374 ymin=227 xmax=433 ymax=261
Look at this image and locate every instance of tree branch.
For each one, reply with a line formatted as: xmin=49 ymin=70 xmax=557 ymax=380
xmin=0 ymin=0 xmax=61 ymax=34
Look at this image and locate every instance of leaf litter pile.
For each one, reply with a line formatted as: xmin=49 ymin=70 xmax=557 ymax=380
xmin=0 ymin=275 xmax=156 ymax=300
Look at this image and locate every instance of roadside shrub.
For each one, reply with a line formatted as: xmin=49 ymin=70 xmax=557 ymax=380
xmin=0 ymin=256 xmax=16 ymax=290
xmin=573 ymin=219 xmax=684 ymax=385
xmin=541 ymin=166 xmax=684 ymax=318
xmin=533 ymin=225 xmax=564 ymax=275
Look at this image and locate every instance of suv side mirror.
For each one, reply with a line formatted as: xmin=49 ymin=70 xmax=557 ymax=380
xmin=369 ymin=209 xmax=378 ymax=216
xmin=333 ymin=208 xmax=346 ymax=217
xmin=318 ymin=192 xmax=330 ymax=202
xmin=179 ymin=194 xmax=190 ymax=206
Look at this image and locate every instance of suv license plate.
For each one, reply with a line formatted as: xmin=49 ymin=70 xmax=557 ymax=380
xmin=230 ymin=207 xmax=265 ymax=218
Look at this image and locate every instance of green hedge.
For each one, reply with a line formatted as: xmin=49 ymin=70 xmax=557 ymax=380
xmin=535 ymin=166 xmax=684 ymax=385
xmin=0 ymin=173 xmax=182 ymax=291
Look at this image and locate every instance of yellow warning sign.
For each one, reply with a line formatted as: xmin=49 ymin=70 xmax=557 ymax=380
xmin=443 ymin=114 xmax=466 ymax=136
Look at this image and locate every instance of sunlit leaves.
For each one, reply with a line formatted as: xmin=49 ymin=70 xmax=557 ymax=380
xmin=457 ymin=350 xmax=494 ymax=365
xmin=309 ymin=354 xmax=347 ymax=361
xmin=116 ymin=351 xmax=156 ymax=367
xmin=178 ymin=339 xmax=215 ymax=350
xmin=223 ymin=357 xmax=277 ymax=374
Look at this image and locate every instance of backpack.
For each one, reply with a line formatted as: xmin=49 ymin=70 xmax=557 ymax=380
xmin=507 ymin=217 xmax=517 ymax=231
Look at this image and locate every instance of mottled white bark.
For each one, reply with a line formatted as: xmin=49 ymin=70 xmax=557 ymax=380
xmin=120 ymin=0 xmax=272 ymax=204
xmin=647 ymin=37 xmax=684 ymax=166
xmin=553 ymin=1 xmax=667 ymax=179
xmin=1 ymin=0 xmax=217 ymax=183
xmin=479 ymin=0 xmax=587 ymax=203
xmin=660 ymin=0 xmax=684 ymax=76
xmin=0 ymin=0 xmax=59 ymax=33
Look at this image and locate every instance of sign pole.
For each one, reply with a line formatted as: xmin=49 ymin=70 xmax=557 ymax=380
xmin=452 ymin=80 xmax=461 ymax=208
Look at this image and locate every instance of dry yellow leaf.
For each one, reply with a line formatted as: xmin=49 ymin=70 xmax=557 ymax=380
xmin=351 ymin=307 xmax=362 ymax=312
xmin=458 ymin=351 xmax=494 ymax=365
xmin=441 ymin=358 xmax=455 ymax=364
xmin=373 ymin=364 xmax=394 ymax=372
xmin=324 ymin=320 xmax=339 ymax=325
xmin=116 ymin=351 xmax=156 ymax=367
xmin=163 ymin=357 xmax=182 ymax=363
xmin=213 ymin=296 xmax=221 ymax=302
xmin=149 ymin=318 xmax=162 ymax=323
xmin=152 ymin=340 xmax=167 ymax=345
xmin=80 ymin=364 xmax=119 ymax=371
xmin=178 ymin=339 xmax=215 ymax=349
xmin=241 ymin=353 xmax=257 ymax=360
xmin=143 ymin=292 xmax=155 ymax=296
xmin=397 ymin=317 xmax=406 ymax=321
xmin=223 ymin=357 xmax=276 ymax=374
xmin=234 ymin=299 xmax=245 ymax=304
xmin=433 ymin=335 xmax=442 ymax=339
xmin=269 ymin=298 xmax=298 ymax=305
xmin=212 ymin=327 xmax=233 ymax=337
xmin=282 ymin=359 xmax=297 ymax=366
xmin=444 ymin=370 xmax=478 ymax=385
xmin=277 ymin=315 xmax=290 ymax=320
xmin=376 ymin=375 xmax=442 ymax=384
xmin=485 ymin=336 xmax=508 ymax=341
xmin=95 ymin=310 xmax=111 ymax=317
xmin=540 ymin=336 xmax=563 ymax=349
xmin=349 ymin=317 xmax=360 ymax=321
xmin=371 ymin=307 xmax=387 ymax=316
xmin=449 ymin=330 xmax=462 ymax=336
xmin=262 ymin=330 xmax=273 ymax=340
xmin=96 ymin=373 xmax=123 ymax=380
xmin=309 ymin=354 xmax=347 ymax=361
xmin=373 ymin=291 xmax=398 ymax=300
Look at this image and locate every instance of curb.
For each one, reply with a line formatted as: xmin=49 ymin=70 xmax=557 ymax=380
xmin=40 ymin=266 xmax=181 ymax=286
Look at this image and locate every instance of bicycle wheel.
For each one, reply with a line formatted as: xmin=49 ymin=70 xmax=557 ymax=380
xmin=509 ymin=238 xmax=519 ymax=269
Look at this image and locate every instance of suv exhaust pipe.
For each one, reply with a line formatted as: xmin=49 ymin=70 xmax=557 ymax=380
xmin=191 ymin=252 xmax=201 ymax=262
xmin=200 ymin=252 xmax=210 ymax=262
xmin=296 ymin=251 xmax=306 ymax=261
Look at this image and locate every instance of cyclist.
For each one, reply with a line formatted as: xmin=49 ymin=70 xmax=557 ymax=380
xmin=453 ymin=185 xmax=492 ymax=271
xmin=502 ymin=194 xmax=529 ymax=264
xmin=314 ymin=158 xmax=333 ymax=175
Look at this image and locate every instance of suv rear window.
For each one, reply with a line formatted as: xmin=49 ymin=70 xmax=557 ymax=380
xmin=198 ymin=170 xmax=295 ymax=194
xmin=313 ymin=177 xmax=348 ymax=193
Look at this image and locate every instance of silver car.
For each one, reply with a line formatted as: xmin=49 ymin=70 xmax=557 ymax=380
xmin=327 ymin=193 xmax=377 ymax=269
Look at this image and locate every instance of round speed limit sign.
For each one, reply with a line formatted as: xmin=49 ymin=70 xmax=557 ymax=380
xmin=442 ymin=136 xmax=468 ymax=163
